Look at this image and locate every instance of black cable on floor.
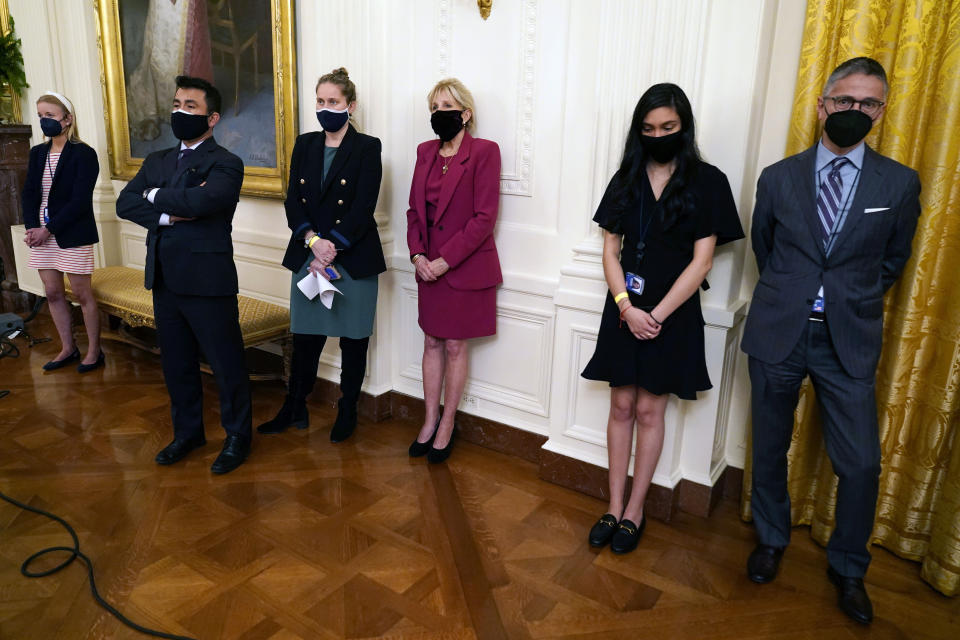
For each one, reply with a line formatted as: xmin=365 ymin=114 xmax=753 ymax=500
xmin=0 ymin=490 xmax=197 ymax=640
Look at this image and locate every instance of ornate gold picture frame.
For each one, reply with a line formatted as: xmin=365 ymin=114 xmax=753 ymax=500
xmin=95 ymin=0 xmax=297 ymax=198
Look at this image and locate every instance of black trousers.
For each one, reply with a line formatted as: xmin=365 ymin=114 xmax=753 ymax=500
xmin=289 ymin=333 xmax=369 ymax=405
xmin=749 ymin=320 xmax=880 ymax=578
xmin=152 ymin=281 xmax=252 ymax=441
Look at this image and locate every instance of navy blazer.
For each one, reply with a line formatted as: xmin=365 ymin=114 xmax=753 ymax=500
xmin=281 ymin=125 xmax=386 ymax=279
xmin=741 ymin=143 xmax=921 ymax=378
xmin=116 ymin=137 xmax=244 ymax=297
xmin=22 ymin=141 xmax=100 ymax=248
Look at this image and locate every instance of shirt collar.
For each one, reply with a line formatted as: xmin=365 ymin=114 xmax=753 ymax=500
xmin=179 ymin=138 xmax=206 ymax=152
xmin=816 ymin=138 xmax=865 ymax=172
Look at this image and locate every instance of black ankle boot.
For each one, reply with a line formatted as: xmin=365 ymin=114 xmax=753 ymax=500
xmin=257 ymin=395 xmax=309 ymax=434
xmin=329 ymin=399 xmax=358 ymax=442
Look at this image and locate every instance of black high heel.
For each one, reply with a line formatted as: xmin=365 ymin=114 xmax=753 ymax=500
xmin=427 ymin=425 xmax=457 ymax=464
xmin=409 ymin=416 xmax=441 ymax=457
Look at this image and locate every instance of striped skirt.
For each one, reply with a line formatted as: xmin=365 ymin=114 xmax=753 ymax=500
xmin=27 ymin=235 xmax=95 ymax=275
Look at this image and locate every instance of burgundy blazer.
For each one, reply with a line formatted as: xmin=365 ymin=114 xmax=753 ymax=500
xmin=406 ymin=131 xmax=503 ymax=290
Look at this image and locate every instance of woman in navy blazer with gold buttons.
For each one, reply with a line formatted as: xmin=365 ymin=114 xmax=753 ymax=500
xmin=22 ymin=91 xmax=103 ymax=373
xmin=258 ymin=68 xmax=384 ymax=443
xmin=406 ymin=78 xmax=502 ymax=463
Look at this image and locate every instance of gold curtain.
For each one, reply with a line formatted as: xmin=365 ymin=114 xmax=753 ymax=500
xmin=741 ymin=0 xmax=960 ymax=596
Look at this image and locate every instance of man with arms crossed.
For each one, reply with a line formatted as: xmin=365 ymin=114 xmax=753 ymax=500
xmin=741 ymin=57 xmax=921 ymax=623
xmin=117 ymin=75 xmax=252 ymax=474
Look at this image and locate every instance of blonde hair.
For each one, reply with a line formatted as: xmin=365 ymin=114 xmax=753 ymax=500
xmin=427 ymin=78 xmax=476 ymax=132
xmin=36 ymin=94 xmax=82 ymax=144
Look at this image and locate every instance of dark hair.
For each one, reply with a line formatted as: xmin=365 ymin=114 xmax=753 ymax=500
xmin=175 ymin=75 xmax=222 ymax=115
xmin=824 ymin=56 xmax=888 ymax=97
xmin=608 ymin=83 xmax=701 ymax=229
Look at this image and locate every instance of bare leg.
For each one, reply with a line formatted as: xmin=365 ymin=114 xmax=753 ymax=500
xmin=434 ymin=339 xmax=468 ymax=448
xmin=38 ymin=269 xmax=75 ymax=359
xmin=66 ymin=273 xmax=101 ymax=364
xmin=621 ymin=387 xmax=668 ymax=523
xmin=416 ymin=333 xmax=446 ymax=442
xmin=606 ymin=385 xmax=638 ymax=519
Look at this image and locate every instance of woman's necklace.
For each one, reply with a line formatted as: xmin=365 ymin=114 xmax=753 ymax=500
xmin=440 ymin=151 xmax=452 ymax=175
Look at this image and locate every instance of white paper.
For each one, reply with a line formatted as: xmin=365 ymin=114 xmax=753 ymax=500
xmin=297 ymin=271 xmax=342 ymax=309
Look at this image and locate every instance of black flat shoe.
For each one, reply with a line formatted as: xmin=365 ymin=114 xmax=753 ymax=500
xmin=427 ymin=426 xmax=457 ymax=464
xmin=42 ymin=347 xmax=80 ymax=371
xmin=610 ymin=517 xmax=645 ymax=554
xmin=747 ymin=544 xmax=784 ymax=584
xmin=409 ymin=416 xmax=441 ymax=457
xmin=588 ymin=513 xmax=619 ymax=548
xmin=77 ymin=351 xmax=105 ymax=373
xmin=210 ymin=434 xmax=250 ymax=475
xmin=330 ymin=399 xmax=358 ymax=443
xmin=256 ymin=395 xmax=308 ymax=434
xmin=155 ymin=435 xmax=206 ymax=465
xmin=827 ymin=566 xmax=873 ymax=624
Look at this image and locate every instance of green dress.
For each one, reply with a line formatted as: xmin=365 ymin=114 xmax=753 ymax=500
xmin=289 ymin=146 xmax=379 ymax=338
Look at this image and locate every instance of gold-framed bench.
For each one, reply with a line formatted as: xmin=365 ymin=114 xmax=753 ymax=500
xmin=65 ymin=266 xmax=291 ymax=381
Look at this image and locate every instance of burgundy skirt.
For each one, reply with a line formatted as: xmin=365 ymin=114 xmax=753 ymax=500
xmin=418 ymin=277 xmax=496 ymax=340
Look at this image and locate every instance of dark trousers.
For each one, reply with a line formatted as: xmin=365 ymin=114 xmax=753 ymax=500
xmin=749 ymin=320 xmax=880 ymax=578
xmin=153 ymin=281 xmax=252 ymax=442
xmin=289 ymin=333 xmax=369 ymax=405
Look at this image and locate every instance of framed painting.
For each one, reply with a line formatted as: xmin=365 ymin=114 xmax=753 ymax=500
xmin=95 ymin=0 xmax=297 ymax=198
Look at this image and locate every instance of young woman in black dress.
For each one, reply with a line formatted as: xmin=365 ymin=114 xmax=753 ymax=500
xmin=582 ymin=83 xmax=744 ymax=554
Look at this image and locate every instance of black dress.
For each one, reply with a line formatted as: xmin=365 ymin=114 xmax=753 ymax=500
xmin=581 ymin=162 xmax=744 ymax=399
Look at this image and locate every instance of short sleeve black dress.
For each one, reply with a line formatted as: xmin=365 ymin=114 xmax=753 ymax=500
xmin=581 ymin=161 xmax=744 ymax=399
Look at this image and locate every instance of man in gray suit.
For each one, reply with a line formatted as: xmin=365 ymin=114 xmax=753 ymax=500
xmin=742 ymin=57 xmax=921 ymax=624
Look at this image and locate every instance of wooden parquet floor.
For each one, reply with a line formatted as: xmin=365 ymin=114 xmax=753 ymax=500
xmin=0 ymin=318 xmax=957 ymax=639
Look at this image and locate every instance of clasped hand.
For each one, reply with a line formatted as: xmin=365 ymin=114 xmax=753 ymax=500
xmin=310 ymin=237 xmax=337 ymax=266
xmin=308 ymin=258 xmax=333 ymax=280
xmin=622 ymin=307 xmax=661 ymax=340
xmin=413 ymin=255 xmax=449 ymax=282
xmin=23 ymin=227 xmax=51 ymax=247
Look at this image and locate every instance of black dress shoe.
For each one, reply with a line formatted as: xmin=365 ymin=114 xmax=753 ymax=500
xmin=210 ymin=435 xmax=250 ymax=474
xmin=330 ymin=399 xmax=358 ymax=443
xmin=409 ymin=417 xmax=441 ymax=457
xmin=427 ymin=426 xmax=457 ymax=464
xmin=610 ymin=517 xmax=645 ymax=554
xmin=827 ymin=566 xmax=873 ymax=624
xmin=256 ymin=395 xmax=308 ymax=434
xmin=155 ymin=435 xmax=206 ymax=465
xmin=588 ymin=513 xmax=619 ymax=548
xmin=77 ymin=351 xmax=105 ymax=373
xmin=42 ymin=347 xmax=80 ymax=371
xmin=747 ymin=544 xmax=784 ymax=583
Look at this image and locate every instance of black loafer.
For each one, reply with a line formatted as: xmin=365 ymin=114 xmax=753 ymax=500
xmin=747 ymin=544 xmax=784 ymax=584
xmin=210 ymin=434 xmax=250 ymax=474
xmin=77 ymin=351 xmax=105 ymax=373
xmin=610 ymin=517 xmax=645 ymax=554
xmin=588 ymin=513 xmax=619 ymax=548
xmin=427 ymin=427 xmax=457 ymax=464
xmin=827 ymin=566 xmax=873 ymax=624
xmin=155 ymin=435 xmax=206 ymax=465
xmin=409 ymin=417 xmax=441 ymax=457
xmin=42 ymin=347 xmax=80 ymax=371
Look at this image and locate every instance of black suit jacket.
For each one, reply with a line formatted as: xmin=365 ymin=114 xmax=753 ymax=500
xmin=741 ymin=143 xmax=921 ymax=378
xmin=116 ymin=137 xmax=244 ymax=296
xmin=281 ymin=125 xmax=385 ymax=279
xmin=22 ymin=141 xmax=100 ymax=248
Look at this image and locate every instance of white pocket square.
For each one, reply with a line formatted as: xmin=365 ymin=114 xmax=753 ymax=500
xmin=865 ymin=207 xmax=890 ymax=213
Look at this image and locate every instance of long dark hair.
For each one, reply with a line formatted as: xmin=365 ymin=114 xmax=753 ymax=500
xmin=608 ymin=83 xmax=701 ymax=229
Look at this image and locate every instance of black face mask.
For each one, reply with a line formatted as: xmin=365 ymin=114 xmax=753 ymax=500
xmin=823 ymin=109 xmax=873 ymax=148
xmin=40 ymin=117 xmax=63 ymax=137
xmin=170 ymin=109 xmax=211 ymax=141
xmin=640 ymin=131 xmax=684 ymax=163
xmin=430 ymin=109 xmax=464 ymax=142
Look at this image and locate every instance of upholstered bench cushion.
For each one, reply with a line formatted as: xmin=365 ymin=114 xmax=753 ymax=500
xmin=65 ymin=266 xmax=289 ymax=347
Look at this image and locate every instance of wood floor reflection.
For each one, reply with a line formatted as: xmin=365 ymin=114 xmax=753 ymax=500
xmin=1 ymin=319 xmax=957 ymax=639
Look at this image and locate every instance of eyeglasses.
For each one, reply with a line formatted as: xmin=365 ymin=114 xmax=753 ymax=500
xmin=824 ymin=95 xmax=885 ymax=117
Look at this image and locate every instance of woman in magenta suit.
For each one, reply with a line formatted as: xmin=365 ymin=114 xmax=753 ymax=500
xmin=405 ymin=78 xmax=502 ymax=463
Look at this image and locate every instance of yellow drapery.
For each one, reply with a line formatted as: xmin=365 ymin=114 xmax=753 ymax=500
xmin=740 ymin=0 xmax=960 ymax=596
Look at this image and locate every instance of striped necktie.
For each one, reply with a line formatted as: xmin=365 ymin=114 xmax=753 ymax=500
xmin=816 ymin=156 xmax=850 ymax=242
xmin=177 ymin=147 xmax=194 ymax=168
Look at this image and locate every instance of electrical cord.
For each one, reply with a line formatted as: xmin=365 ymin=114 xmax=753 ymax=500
xmin=0 ymin=490 xmax=197 ymax=640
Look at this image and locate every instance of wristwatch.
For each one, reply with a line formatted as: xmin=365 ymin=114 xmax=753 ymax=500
xmin=411 ymin=253 xmax=425 ymax=264
xmin=142 ymin=188 xmax=151 ymax=199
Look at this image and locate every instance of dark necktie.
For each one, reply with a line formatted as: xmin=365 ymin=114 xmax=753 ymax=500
xmin=816 ymin=156 xmax=850 ymax=242
xmin=177 ymin=147 xmax=194 ymax=169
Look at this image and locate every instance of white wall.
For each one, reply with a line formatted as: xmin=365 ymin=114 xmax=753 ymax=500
xmin=11 ymin=0 xmax=806 ymax=491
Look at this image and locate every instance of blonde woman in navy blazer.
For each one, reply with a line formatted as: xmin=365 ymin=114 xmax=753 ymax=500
xmin=405 ymin=78 xmax=502 ymax=463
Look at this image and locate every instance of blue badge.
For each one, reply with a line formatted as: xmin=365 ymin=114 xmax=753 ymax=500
xmin=625 ymin=272 xmax=645 ymax=296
